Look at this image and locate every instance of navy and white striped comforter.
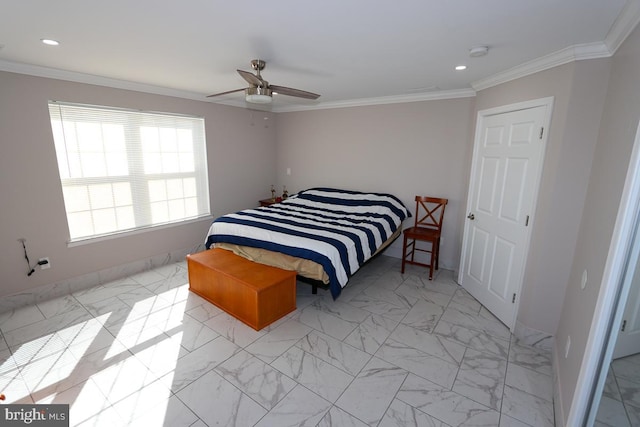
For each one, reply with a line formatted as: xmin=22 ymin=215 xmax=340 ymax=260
xmin=205 ymin=188 xmax=410 ymax=299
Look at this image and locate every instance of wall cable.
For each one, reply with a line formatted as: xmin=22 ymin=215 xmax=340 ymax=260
xmin=19 ymin=238 xmax=36 ymax=276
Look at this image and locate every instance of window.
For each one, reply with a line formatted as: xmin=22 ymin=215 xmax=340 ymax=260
xmin=48 ymin=101 xmax=210 ymax=242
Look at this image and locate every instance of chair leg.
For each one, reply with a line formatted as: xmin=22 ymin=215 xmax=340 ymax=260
xmin=401 ymin=235 xmax=408 ymax=274
xmin=435 ymin=237 xmax=440 ymax=271
xmin=428 ymin=239 xmax=436 ymax=280
xmin=410 ymin=240 xmax=416 ymax=264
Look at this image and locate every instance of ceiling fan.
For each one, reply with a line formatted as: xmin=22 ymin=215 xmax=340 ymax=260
xmin=207 ymin=59 xmax=320 ymax=104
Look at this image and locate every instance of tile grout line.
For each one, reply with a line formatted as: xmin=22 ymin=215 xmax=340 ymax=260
xmin=0 ymin=258 xmax=556 ymax=425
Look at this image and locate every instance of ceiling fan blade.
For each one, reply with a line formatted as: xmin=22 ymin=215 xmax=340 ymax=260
xmin=206 ymin=88 xmax=245 ymax=98
xmin=269 ymin=85 xmax=320 ymax=100
xmin=237 ymin=69 xmax=263 ymax=86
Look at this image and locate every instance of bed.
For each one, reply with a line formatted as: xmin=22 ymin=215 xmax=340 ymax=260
xmin=205 ymin=187 xmax=410 ymax=299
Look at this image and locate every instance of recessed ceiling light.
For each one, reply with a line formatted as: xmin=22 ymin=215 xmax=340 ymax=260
xmin=455 ymin=65 xmax=467 ymax=71
xmin=41 ymin=39 xmax=60 ymax=46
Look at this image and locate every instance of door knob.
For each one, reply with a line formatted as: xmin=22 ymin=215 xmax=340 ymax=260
xmin=467 ymin=213 xmax=475 ymax=220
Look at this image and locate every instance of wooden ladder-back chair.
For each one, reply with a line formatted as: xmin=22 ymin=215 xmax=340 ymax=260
xmin=401 ymin=196 xmax=448 ymax=279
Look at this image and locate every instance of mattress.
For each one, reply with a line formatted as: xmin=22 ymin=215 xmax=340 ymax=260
xmin=205 ymin=187 xmax=410 ymax=298
xmin=214 ymin=227 xmax=402 ymax=285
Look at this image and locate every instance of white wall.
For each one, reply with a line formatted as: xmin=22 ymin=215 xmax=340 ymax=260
xmin=474 ymin=59 xmax=611 ymax=336
xmin=275 ymin=98 xmax=476 ymax=270
xmin=0 ymin=71 xmax=277 ymax=299
xmin=274 ymin=62 xmax=614 ymax=344
xmin=554 ymin=24 xmax=640 ymax=425
xmin=4 ymin=44 xmax=637 ymax=427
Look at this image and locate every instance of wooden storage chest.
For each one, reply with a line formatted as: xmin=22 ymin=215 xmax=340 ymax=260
xmin=187 ymin=248 xmax=296 ymax=330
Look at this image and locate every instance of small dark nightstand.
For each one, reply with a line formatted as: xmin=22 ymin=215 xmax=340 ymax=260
xmin=259 ymin=198 xmax=278 ymax=207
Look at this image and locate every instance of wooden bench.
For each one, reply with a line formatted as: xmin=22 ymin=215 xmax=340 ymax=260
xmin=186 ymin=248 xmax=297 ymax=330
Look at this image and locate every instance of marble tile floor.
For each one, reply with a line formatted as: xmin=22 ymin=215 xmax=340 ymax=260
xmin=596 ymin=353 xmax=640 ymax=426
xmin=0 ymin=254 xmax=555 ymax=426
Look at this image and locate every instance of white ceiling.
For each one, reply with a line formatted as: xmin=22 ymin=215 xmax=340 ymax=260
xmin=1 ymin=1 xmax=638 ymax=111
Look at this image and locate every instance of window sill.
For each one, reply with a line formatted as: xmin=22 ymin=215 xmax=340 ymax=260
xmin=66 ymin=215 xmax=213 ymax=248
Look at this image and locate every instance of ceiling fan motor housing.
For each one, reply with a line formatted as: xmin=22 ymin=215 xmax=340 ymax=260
xmin=251 ymin=59 xmax=266 ymax=71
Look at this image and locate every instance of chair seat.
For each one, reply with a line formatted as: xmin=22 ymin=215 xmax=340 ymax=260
xmin=401 ymin=196 xmax=448 ymax=279
xmin=403 ymin=226 xmax=440 ymax=240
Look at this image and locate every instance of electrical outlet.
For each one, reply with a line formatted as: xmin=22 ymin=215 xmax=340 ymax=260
xmin=39 ymin=257 xmax=51 ymax=270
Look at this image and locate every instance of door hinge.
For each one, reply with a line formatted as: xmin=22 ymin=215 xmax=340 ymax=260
xmin=512 ymin=293 xmax=516 ymax=303
xmin=539 ymin=127 xmax=544 ymax=139
xmin=525 ymin=215 xmax=529 ymax=226
xmin=622 ymin=320 xmax=627 ymax=332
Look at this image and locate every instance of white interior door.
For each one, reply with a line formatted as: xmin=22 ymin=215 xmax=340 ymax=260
xmin=613 ymin=259 xmax=640 ymax=359
xmin=459 ymin=99 xmax=551 ymax=329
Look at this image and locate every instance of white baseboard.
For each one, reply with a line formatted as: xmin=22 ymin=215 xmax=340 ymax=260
xmin=514 ymin=321 xmax=554 ymax=353
xmin=553 ymin=340 xmax=566 ymax=427
xmin=0 ymin=243 xmax=204 ymax=314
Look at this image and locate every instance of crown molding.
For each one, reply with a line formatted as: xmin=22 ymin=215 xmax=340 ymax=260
xmin=0 ymin=59 xmax=207 ymax=102
xmin=0 ymin=59 xmax=475 ymax=112
xmin=605 ymin=0 xmax=640 ymax=54
xmin=471 ymin=42 xmax=611 ymax=91
xmin=272 ymin=88 xmax=477 ymax=113
xmin=2 ymin=0 xmax=638 ymax=112
xmin=472 ymin=0 xmax=640 ymax=91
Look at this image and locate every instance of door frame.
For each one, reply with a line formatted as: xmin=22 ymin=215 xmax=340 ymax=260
xmin=612 ymin=255 xmax=640 ymax=360
xmin=578 ymin=120 xmax=640 ymax=426
xmin=458 ymin=96 xmax=554 ymax=330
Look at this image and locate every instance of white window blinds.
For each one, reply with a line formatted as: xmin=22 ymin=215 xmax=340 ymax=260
xmin=48 ymin=101 xmax=210 ymax=242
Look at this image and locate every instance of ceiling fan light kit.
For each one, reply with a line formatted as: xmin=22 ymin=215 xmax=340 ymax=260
xmin=245 ymin=86 xmax=273 ymax=104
